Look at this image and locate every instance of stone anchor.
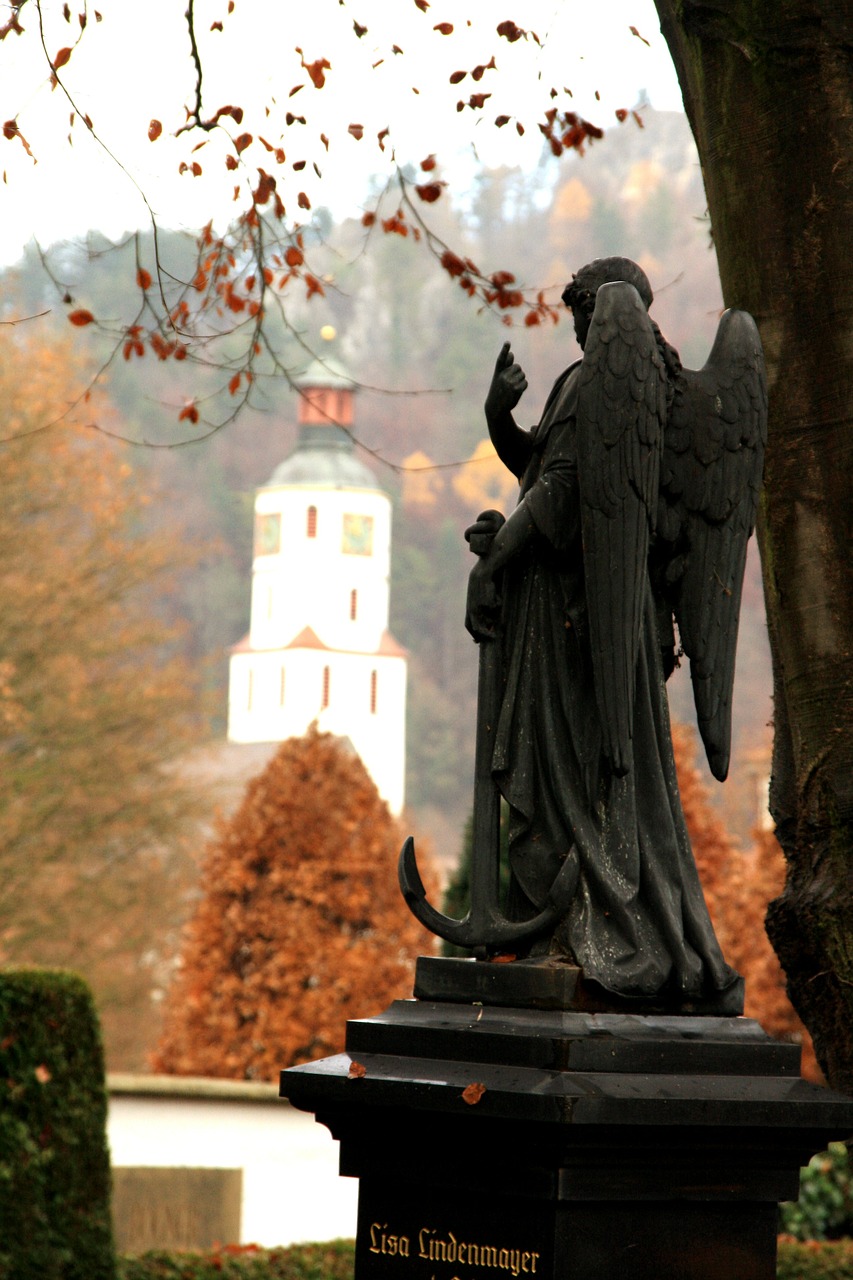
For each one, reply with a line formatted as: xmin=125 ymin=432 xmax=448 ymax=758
xmin=398 ymin=516 xmax=577 ymax=956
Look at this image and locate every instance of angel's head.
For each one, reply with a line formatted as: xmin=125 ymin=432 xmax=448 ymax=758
xmin=562 ymin=257 xmax=654 ymax=349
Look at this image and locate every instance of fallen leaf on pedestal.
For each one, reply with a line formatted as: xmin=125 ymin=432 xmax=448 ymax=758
xmin=348 ymin=1060 xmax=367 ymax=1079
xmin=462 ymin=1081 xmax=486 ymax=1105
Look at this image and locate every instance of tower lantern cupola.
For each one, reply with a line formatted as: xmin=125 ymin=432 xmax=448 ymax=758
xmin=296 ymin=355 xmax=354 ymax=429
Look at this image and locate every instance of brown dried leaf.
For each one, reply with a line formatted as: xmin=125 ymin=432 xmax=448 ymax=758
xmin=178 ymin=401 xmax=200 ymax=424
xmin=348 ymin=1060 xmax=367 ymax=1079
xmin=415 ymin=181 xmax=444 ymax=203
xmin=496 ymin=20 xmax=524 ymax=42
xmin=462 ymin=1081 xmax=486 ymax=1105
xmin=304 ymin=57 xmax=331 ymax=90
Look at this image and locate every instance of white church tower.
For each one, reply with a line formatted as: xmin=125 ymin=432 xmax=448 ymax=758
xmin=227 ymin=354 xmax=407 ymax=814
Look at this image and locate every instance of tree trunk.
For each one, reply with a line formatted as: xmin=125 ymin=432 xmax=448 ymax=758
xmin=654 ymin=0 xmax=853 ymax=1089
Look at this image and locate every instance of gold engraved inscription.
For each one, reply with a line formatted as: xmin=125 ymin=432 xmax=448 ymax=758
xmin=368 ymin=1224 xmax=539 ymax=1276
xmin=370 ymin=1224 xmax=412 ymax=1257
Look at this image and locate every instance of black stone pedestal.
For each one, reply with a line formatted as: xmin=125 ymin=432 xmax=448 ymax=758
xmin=281 ymin=996 xmax=853 ymax=1280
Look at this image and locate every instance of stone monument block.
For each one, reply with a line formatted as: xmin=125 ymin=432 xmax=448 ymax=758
xmin=111 ymin=1166 xmax=242 ymax=1253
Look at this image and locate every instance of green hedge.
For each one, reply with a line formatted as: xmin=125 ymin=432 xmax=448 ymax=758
xmin=112 ymin=1238 xmax=853 ymax=1280
xmin=116 ymin=1241 xmax=355 ymax=1280
xmin=114 ymin=1238 xmax=853 ymax=1280
xmin=782 ymin=1145 xmax=853 ymax=1241
xmin=777 ymin=1236 xmax=853 ymax=1279
xmin=0 ymin=968 xmax=116 ymax=1280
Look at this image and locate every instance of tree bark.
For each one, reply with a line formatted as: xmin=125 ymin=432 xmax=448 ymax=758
xmin=654 ymin=0 xmax=853 ymax=1089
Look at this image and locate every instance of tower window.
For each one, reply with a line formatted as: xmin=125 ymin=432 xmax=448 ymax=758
xmin=370 ymin=669 xmax=378 ymax=715
xmin=322 ymin=665 xmax=330 ymax=709
xmin=350 ymin=588 xmax=358 ymax=621
xmin=307 ymin=505 xmax=318 ymax=538
xmin=279 ymin=667 xmax=286 ymax=706
xmin=255 ymin=512 xmax=281 ymax=556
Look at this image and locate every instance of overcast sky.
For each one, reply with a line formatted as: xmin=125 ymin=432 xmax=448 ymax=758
xmin=0 ymin=0 xmax=683 ymax=264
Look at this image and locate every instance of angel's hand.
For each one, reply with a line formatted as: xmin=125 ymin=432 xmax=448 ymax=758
xmin=465 ymin=555 xmax=502 ymax=640
xmin=485 ymin=342 xmax=527 ymax=423
xmin=465 ymin=509 xmax=506 ymax=556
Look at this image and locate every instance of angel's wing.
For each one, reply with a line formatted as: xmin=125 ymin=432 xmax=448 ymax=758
xmin=658 ymin=310 xmax=767 ymax=781
xmin=577 ymin=281 xmax=667 ymax=777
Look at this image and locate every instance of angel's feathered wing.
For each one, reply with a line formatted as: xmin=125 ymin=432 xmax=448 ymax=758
xmin=657 ymin=310 xmax=768 ymax=781
xmin=577 ymin=282 xmax=667 ymax=776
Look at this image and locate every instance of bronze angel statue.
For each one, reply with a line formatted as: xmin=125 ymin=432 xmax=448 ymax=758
xmin=400 ymin=257 xmax=767 ymax=1010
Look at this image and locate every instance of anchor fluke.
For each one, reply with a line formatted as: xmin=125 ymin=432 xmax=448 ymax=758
xmin=398 ymin=835 xmax=481 ymax=949
xmin=398 ymin=833 xmax=580 ymax=954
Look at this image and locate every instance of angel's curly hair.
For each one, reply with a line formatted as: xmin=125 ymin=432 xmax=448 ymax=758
xmin=563 ymin=257 xmax=682 ymax=397
xmin=562 ymin=256 xmax=654 ymax=312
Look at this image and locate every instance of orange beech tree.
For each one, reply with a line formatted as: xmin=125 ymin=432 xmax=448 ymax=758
xmin=153 ymin=727 xmax=436 ymax=1081
xmin=0 ymin=333 xmax=208 ymax=1069
xmin=673 ymin=726 xmax=819 ymax=1083
xmin=3 ymin=0 xmax=852 ymax=1085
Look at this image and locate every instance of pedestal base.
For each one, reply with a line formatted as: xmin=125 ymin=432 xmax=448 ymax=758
xmin=413 ymin=955 xmax=745 ymax=1015
xmin=281 ymin=999 xmax=853 ymax=1280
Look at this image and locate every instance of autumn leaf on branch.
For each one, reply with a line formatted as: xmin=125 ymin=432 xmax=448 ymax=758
xmin=2 ymin=1 xmax=637 ymax=438
xmin=178 ymin=401 xmax=200 ymax=424
xmin=3 ymin=118 xmax=35 ymax=159
xmin=295 ymin=46 xmax=332 ymax=89
xmin=496 ymin=20 xmax=538 ymax=44
xmin=415 ymin=182 xmax=444 ymax=203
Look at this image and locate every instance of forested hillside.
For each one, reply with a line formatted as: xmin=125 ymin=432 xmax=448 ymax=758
xmin=3 ymin=106 xmax=770 ymax=889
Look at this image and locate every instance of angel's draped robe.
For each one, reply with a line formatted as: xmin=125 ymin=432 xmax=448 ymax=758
xmin=494 ymin=360 xmax=739 ymax=1000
